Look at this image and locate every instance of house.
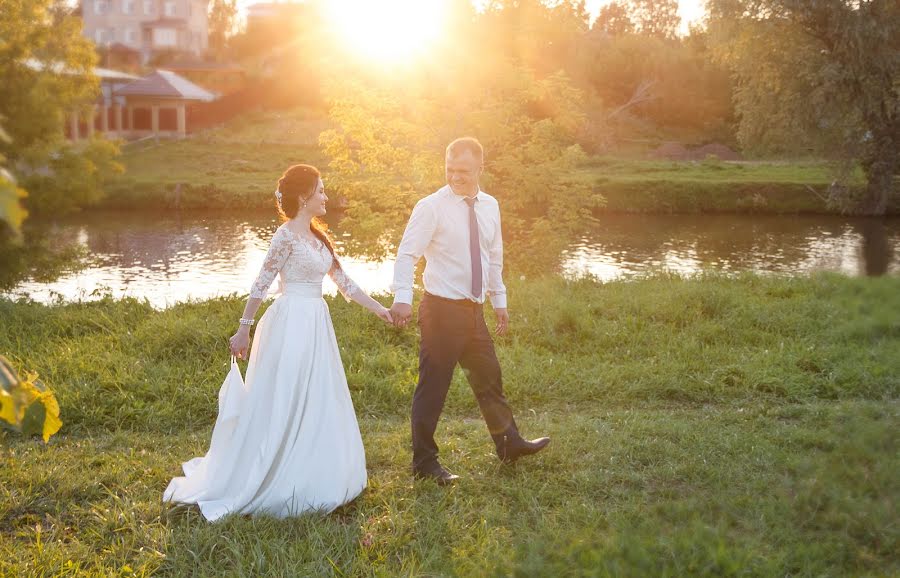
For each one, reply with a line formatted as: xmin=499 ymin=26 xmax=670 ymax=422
xmin=65 ymin=69 xmax=217 ymax=141
xmin=80 ymin=0 xmax=210 ymax=64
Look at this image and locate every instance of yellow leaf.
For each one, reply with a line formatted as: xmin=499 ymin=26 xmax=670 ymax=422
xmin=0 ymin=388 xmax=16 ymax=426
xmin=41 ymin=408 xmax=62 ymax=442
xmin=37 ymin=391 xmax=62 ymax=441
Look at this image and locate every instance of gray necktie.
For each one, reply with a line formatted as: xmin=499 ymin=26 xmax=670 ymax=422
xmin=464 ymin=196 xmax=482 ymax=299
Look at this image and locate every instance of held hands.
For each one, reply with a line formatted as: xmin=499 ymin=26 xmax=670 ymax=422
xmin=229 ymin=327 xmax=251 ymax=360
xmin=375 ymin=305 xmax=394 ymax=324
xmin=390 ymin=302 xmax=413 ymax=329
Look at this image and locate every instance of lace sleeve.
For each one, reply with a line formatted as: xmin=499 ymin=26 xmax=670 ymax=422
xmin=250 ymin=227 xmax=292 ymax=299
xmin=328 ymin=258 xmax=360 ymax=302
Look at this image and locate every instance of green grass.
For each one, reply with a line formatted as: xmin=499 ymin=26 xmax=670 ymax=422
xmin=3 ymin=274 xmax=897 ymax=576
xmin=102 ymin=110 xmax=330 ymax=210
xmin=580 ymin=156 xmax=854 ymax=185
xmin=98 ymin=109 xmax=899 ymax=215
xmin=574 ymin=157 xmax=899 ymax=215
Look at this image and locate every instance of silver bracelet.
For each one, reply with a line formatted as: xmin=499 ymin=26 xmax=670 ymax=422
xmin=239 ymin=318 xmax=255 ymax=326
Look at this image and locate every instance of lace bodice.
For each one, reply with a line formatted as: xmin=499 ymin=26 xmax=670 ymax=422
xmin=250 ymin=225 xmax=360 ymax=301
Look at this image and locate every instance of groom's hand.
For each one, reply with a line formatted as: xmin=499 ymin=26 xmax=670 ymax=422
xmin=494 ymin=308 xmax=509 ymax=336
xmin=390 ymin=302 xmax=413 ymax=328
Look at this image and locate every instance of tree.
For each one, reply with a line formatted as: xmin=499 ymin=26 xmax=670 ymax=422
xmin=479 ymin=0 xmax=590 ymax=76
xmin=0 ymin=0 xmax=121 ymax=214
xmin=319 ymin=49 xmax=603 ymax=274
xmin=0 ymin=121 xmax=27 ymax=236
xmin=592 ymin=2 xmax=635 ymax=35
xmin=709 ymin=0 xmax=899 ymax=215
xmin=629 ymin=0 xmax=681 ymax=38
xmin=208 ymin=0 xmax=239 ymax=61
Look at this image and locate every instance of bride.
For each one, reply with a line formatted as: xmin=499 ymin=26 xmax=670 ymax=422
xmin=163 ymin=164 xmax=392 ymax=521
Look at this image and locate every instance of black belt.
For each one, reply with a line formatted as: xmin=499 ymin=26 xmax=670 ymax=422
xmin=424 ymin=292 xmax=483 ymax=307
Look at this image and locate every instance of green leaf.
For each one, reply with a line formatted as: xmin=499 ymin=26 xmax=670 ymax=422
xmin=21 ymin=400 xmax=46 ymax=439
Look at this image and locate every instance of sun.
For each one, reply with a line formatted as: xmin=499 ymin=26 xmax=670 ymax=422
xmin=324 ymin=0 xmax=448 ymax=64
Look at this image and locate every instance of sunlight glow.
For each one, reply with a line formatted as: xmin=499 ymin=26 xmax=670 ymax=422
xmin=324 ymin=0 xmax=447 ymax=64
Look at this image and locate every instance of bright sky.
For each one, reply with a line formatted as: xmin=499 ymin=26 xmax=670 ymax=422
xmin=235 ymin=0 xmax=708 ymax=64
xmin=235 ymin=0 xmax=707 ymax=33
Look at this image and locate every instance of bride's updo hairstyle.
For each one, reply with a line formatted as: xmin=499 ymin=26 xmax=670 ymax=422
xmin=275 ymin=164 xmax=339 ymax=261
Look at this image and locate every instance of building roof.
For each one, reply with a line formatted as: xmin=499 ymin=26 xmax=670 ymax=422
xmin=160 ymin=59 xmax=245 ymax=73
xmin=115 ymin=70 xmax=217 ymax=101
xmin=95 ymin=67 xmax=141 ymax=81
xmin=23 ymin=58 xmax=140 ymax=81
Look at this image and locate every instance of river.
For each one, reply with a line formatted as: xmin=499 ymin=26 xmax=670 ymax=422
xmin=3 ymin=211 xmax=898 ymax=307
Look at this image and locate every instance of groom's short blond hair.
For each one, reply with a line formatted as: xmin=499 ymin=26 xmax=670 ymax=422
xmin=446 ymin=137 xmax=484 ymax=163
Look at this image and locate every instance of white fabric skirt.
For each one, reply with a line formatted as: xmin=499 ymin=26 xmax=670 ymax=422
xmin=163 ymin=283 xmax=367 ymax=521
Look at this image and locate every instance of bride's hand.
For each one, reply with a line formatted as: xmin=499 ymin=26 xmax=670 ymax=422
xmin=375 ymin=305 xmax=393 ymax=325
xmin=229 ymin=329 xmax=251 ymax=360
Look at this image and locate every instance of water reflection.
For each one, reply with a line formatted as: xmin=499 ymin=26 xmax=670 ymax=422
xmin=2 ymin=212 xmax=898 ymax=307
xmin=563 ymin=214 xmax=900 ymax=280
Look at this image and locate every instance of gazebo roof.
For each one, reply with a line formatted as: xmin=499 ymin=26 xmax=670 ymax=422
xmin=115 ymin=70 xmax=217 ymax=101
xmin=95 ymin=67 xmax=141 ymax=82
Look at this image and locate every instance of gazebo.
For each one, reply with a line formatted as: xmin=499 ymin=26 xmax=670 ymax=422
xmin=112 ymin=69 xmax=217 ymax=139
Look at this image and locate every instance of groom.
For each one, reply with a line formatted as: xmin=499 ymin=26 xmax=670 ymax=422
xmin=390 ymin=137 xmax=550 ymax=484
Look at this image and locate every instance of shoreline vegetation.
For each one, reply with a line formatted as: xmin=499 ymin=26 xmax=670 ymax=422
xmin=2 ymin=274 xmax=898 ymax=575
xmin=69 ymin=111 xmax=896 ymax=217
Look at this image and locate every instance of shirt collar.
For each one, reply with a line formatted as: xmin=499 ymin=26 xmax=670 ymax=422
xmin=443 ymin=185 xmax=483 ymax=202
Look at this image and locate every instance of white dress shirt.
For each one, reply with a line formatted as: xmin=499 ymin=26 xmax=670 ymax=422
xmin=392 ymin=185 xmax=507 ymax=308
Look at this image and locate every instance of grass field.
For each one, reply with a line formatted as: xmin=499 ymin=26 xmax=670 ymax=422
xmin=2 ymin=273 xmax=898 ymax=576
xmin=96 ymin=109 xmax=894 ymax=215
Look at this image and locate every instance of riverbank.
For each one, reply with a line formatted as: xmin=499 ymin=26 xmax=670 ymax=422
xmin=88 ymin=110 xmax=898 ymax=215
xmin=2 ymin=274 xmax=897 ymax=575
xmin=580 ymin=157 xmax=897 ymax=215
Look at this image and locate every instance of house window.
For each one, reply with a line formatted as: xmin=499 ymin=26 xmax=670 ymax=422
xmin=122 ymin=0 xmax=134 ymax=14
xmin=93 ymin=0 xmax=109 ymax=14
xmin=153 ymin=28 xmax=177 ymax=47
xmin=143 ymin=0 xmax=152 ymax=15
xmin=164 ymin=1 xmax=176 ymax=16
xmin=124 ymin=28 xmax=136 ymax=44
xmin=94 ymin=28 xmax=110 ymax=43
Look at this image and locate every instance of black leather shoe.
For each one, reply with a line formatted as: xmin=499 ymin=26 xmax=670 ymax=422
xmin=413 ymin=462 xmax=460 ymax=485
xmin=498 ymin=435 xmax=551 ymax=464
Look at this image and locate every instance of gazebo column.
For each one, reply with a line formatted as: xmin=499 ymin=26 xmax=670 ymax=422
xmin=100 ymin=103 xmax=109 ymax=134
xmin=114 ymin=105 xmax=123 ymax=135
xmin=151 ymin=104 xmax=159 ymax=134
xmin=127 ymin=106 xmax=135 ymax=131
xmin=176 ymin=103 xmax=186 ymax=137
xmin=86 ymin=105 xmax=96 ymax=138
xmin=69 ymin=111 xmax=80 ymax=141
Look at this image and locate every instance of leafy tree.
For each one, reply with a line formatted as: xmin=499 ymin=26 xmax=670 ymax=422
xmin=208 ymin=0 xmax=239 ymax=61
xmin=21 ymin=139 xmax=123 ymax=213
xmin=592 ymin=2 xmax=636 ymax=35
xmin=0 ymin=122 xmax=27 ymax=235
xmin=319 ymin=53 xmax=602 ymax=274
xmin=584 ymin=32 xmax=734 ymax=142
xmin=709 ymin=0 xmax=899 ymax=215
xmin=479 ymin=0 xmax=590 ymax=76
xmin=0 ymin=0 xmax=121 ymax=214
xmin=629 ymin=0 xmax=681 ymax=38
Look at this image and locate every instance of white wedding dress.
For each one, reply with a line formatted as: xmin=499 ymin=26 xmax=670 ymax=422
xmin=163 ymin=224 xmax=367 ymax=521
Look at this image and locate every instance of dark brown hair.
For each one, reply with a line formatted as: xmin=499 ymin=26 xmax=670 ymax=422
xmin=276 ymin=164 xmax=338 ymax=262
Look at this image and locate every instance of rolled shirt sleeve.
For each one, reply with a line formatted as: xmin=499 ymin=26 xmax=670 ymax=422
xmin=391 ymin=199 xmax=437 ymax=305
xmin=486 ymin=208 xmax=507 ymax=309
